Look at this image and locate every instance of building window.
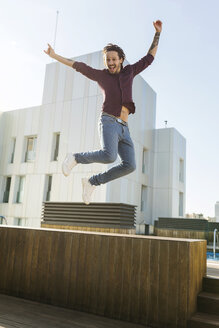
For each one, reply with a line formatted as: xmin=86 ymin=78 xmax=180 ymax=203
xmin=179 ymin=192 xmax=184 ymax=217
xmin=142 ymin=148 xmax=148 ymax=174
xmin=44 ymin=175 xmax=52 ymax=201
xmin=0 ymin=216 xmax=7 ymax=224
xmin=25 ymin=136 xmax=37 ymax=162
xmin=179 ymin=158 xmax=184 ymax=183
xmin=14 ymin=176 xmax=25 ymax=203
xmin=51 ymin=132 xmax=60 ymax=161
xmin=141 ymin=185 xmax=147 ymax=212
xmin=3 ymin=177 xmax=11 ymax=203
xmin=14 ymin=218 xmax=23 ymax=226
xmin=9 ymin=137 xmax=16 ymax=163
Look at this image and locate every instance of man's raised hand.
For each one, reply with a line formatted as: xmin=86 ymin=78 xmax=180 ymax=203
xmin=147 ymin=20 xmax=162 ymax=57
xmin=153 ymin=20 xmax=162 ymax=33
xmin=43 ymin=46 xmax=75 ymax=67
xmin=44 ymin=43 xmax=55 ymax=58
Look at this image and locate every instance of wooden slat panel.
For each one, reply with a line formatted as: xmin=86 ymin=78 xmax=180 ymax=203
xmin=74 ymin=233 xmax=87 ymax=311
xmin=5 ymin=230 xmax=21 ymax=296
xmin=167 ymin=241 xmax=179 ymax=327
xmin=35 ymin=230 xmax=52 ymax=302
xmin=18 ymin=229 xmax=35 ymax=298
xmin=148 ymin=239 xmax=160 ymax=326
xmin=188 ymin=243 xmax=196 ymax=318
xmin=48 ymin=231 xmax=65 ymax=305
xmin=177 ymin=241 xmax=189 ymax=327
xmin=67 ymin=233 xmax=80 ymax=308
xmin=200 ymin=241 xmax=207 ymax=288
xmin=138 ymin=239 xmax=150 ymax=325
xmin=0 ymin=226 xmax=207 ymax=328
xmin=88 ymin=234 xmax=102 ymax=314
xmin=202 ymin=241 xmax=207 ymax=277
xmin=104 ymin=236 xmax=118 ymax=318
xmin=29 ymin=230 xmax=40 ymax=299
xmin=129 ymin=238 xmax=141 ymax=323
xmin=14 ymin=229 xmax=27 ymax=297
xmin=158 ymin=240 xmax=169 ymax=326
xmin=42 ymin=223 xmax=136 ymax=233
xmin=0 ymin=228 xmax=8 ymax=292
xmin=96 ymin=235 xmax=109 ymax=315
xmin=154 ymin=227 xmax=206 ymax=240
xmin=119 ymin=237 xmax=132 ymax=321
xmin=81 ymin=234 xmax=94 ymax=312
xmin=44 ymin=219 xmax=134 ymax=226
xmin=58 ymin=232 xmax=73 ymax=306
xmin=43 ymin=230 xmax=58 ymax=304
xmin=110 ymin=235 xmax=125 ymax=319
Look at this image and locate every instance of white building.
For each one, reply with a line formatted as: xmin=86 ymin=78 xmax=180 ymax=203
xmin=215 ymin=201 xmax=219 ymax=222
xmin=0 ymin=50 xmax=186 ymax=232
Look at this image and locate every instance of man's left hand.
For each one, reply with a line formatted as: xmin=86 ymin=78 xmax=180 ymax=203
xmin=153 ymin=20 xmax=162 ymax=33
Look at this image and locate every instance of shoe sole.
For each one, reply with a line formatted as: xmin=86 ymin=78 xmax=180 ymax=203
xmin=82 ymin=178 xmax=90 ymax=205
xmin=62 ymin=154 xmax=77 ymax=177
xmin=62 ymin=163 xmax=70 ymax=177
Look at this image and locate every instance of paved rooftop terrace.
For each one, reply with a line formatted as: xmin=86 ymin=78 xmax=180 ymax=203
xmin=207 ymin=261 xmax=219 ymax=278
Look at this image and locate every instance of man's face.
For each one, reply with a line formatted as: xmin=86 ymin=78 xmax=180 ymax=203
xmin=104 ymin=51 xmax=123 ymax=74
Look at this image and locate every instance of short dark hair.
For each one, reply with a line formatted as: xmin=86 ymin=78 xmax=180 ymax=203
xmin=103 ymin=43 xmax=126 ymax=63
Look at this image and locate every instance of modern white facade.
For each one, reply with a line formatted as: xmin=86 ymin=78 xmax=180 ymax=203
xmin=153 ymin=128 xmax=186 ymax=220
xmin=215 ymin=201 xmax=219 ymax=222
xmin=0 ymin=50 xmax=186 ymax=232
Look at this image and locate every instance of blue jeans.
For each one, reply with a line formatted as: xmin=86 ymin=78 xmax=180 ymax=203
xmin=74 ymin=114 xmax=136 ymax=186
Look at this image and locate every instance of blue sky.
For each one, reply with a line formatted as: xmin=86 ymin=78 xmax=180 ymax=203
xmin=0 ymin=0 xmax=218 ymax=216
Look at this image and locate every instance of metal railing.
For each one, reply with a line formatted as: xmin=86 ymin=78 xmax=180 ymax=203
xmin=0 ymin=216 xmax=7 ymax=225
xmin=213 ymin=228 xmax=218 ymax=257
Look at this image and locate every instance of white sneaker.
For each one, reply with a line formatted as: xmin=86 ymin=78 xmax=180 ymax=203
xmin=82 ymin=177 xmax=96 ymax=205
xmin=62 ymin=153 xmax=77 ymax=177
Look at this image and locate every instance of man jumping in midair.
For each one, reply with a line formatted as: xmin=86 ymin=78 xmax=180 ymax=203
xmin=44 ymin=20 xmax=162 ymax=205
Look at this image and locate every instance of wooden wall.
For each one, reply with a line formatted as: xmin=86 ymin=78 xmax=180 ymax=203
xmin=0 ymin=226 xmax=206 ymax=328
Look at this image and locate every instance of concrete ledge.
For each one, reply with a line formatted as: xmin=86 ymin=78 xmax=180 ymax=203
xmin=0 ymin=226 xmax=207 ymax=327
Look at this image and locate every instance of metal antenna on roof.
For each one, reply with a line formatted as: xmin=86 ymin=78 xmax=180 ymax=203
xmin=53 ymin=10 xmax=59 ymax=52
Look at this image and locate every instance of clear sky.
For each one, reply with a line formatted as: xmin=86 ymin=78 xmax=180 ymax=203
xmin=0 ymin=0 xmax=218 ymax=217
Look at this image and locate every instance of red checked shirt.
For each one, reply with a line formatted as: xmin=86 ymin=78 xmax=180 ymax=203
xmin=72 ymin=53 xmax=154 ymax=117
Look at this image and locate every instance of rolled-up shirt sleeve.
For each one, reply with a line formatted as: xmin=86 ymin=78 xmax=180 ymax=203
xmin=131 ymin=53 xmax=154 ymax=77
xmin=72 ymin=62 xmax=102 ymax=82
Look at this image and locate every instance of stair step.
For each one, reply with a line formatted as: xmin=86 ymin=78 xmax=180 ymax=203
xmin=203 ymin=276 xmax=219 ymax=294
xmin=187 ymin=312 xmax=219 ymax=328
xmin=198 ymin=292 xmax=219 ymax=315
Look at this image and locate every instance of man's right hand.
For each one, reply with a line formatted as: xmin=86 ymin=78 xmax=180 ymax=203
xmin=43 ymin=45 xmax=75 ymax=67
xmin=44 ymin=43 xmax=55 ymax=58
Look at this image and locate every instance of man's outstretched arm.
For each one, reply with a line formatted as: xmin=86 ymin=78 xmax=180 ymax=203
xmin=43 ymin=43 xmax=101 ymax=82
xmin=131 ymin=20 xmax=162 ymax=76
xmin=44 ymin=43 xmax=75 ymax=67
xmin=147 ymin=20 xmax=162 ymax=57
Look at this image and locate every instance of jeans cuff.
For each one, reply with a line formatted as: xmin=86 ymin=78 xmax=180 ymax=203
xmin=89 ymin=176 xmax=100 ymax=186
